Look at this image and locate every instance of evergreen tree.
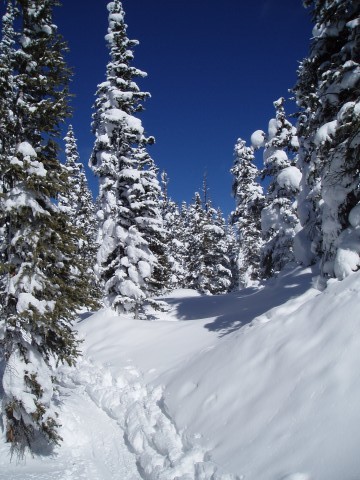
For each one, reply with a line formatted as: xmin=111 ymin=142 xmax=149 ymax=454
xmin=178 ymin=201 xmax=191 ymax=286
xmin=186 ymin=193 xmax=206 ymax=291
xmin=225 ymin=221 xmax=240 ymax=291
xmin=0 ymin=0 xmax=16 ymax=159
xmin=256 ymin=98 xmax=301 ymax=278
xmin=186 ymin=193 xmax=232 ymax=294
xmin=294 ymin=0 xmax=360 ymax=279
xmin=160 ymin=171 xmax=186 ymax=289
xmin=0 ymin=0 xmax=94 ymax=454
xmin=203 ymin=207 xmax=232 ymax=294
xmin=58 ymin=125 xmax=83 ymax=218
xmin=59 ymin=125 xmax=99 ymax=298
xmin=230 ymin=138 xmax=264 ymax=287
xmin=131 ymin=146 xmax=169 ymax=296
xmin=89 ymin=0 xmax=161 ymax=317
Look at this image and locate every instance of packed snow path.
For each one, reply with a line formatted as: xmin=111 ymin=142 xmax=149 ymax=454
xmin=0 ymin=357 xmax=236 ymax=480
xmin=0 ymin=364 xmax=140 ymax=480
xmin=59 ymin=359 xmax=237 ymax=480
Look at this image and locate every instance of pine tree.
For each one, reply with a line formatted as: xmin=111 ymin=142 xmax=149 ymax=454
xmin=58 ymin=125 xmax=83 ymax=218
xmin=131 ymin=146 xmax=169 ymax=296
xmin=160 ymin=171 xmax=186 ymax=290
xmin=225 ymin=221 xmax=240 ymax=291
xmin=294 ymin=0 xmax=360 ymax=279
xmin=186 ymin=192 xmax=232 ymax=294
xmin=203 ymin=207 xmax=232 ymax=294
xmin=0 ymin=0 xmax=94 ymax=455
xmin=230 ymin=138 xmax=264 ymax=287
xmin=90 ymin=0 xmax=161 ymax=317
xmin=178 ymin=201 xmax=191 ymax=286
xmin=185 ymin=193 xmax=206 ymax=291
xmin=59 ymin=125 xmax=99 ymax=299
xmin=0 ymin=0 xmax=18 ymax=175
xmin=256 ymin=98 xmax=301 ymax=278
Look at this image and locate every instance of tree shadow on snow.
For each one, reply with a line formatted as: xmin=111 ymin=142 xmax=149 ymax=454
xmin=164 ymin=268 xmax=316 ymax=337
xmin=77 ymin=311 xmax=96 ymax=323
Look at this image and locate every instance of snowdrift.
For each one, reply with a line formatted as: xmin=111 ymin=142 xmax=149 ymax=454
xmin=1 ymin=267 xmax=360 ymax=479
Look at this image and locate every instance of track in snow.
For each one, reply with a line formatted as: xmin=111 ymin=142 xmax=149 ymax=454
xmin=59 ymin=358 xmax=238 ymax=480
xmin=0 ymin=356 xmax=237 ymax=479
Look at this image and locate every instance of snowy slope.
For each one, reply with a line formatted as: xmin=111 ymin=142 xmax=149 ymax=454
xmin=1 ymin=267 xmax=360 ymax=479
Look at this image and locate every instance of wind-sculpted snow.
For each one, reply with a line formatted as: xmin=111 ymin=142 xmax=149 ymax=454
xmin=58 ymin=359 xmax=238 ymax=480
xmin=2 ymin=268 xmax=360 ymax=479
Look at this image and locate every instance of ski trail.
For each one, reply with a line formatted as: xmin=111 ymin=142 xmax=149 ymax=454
xmin=59 ymin=358 xmax=238 ymax=480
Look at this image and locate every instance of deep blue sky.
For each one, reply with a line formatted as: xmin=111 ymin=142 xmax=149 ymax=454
xmin=52 ymin=0 xmax=313 ymax=216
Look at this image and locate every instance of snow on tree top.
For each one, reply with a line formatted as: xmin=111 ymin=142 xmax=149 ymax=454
xmin=251 ymin=130 xmax=266 ymax=149
xmin=267 ymin=118 xmax=278 ymax=140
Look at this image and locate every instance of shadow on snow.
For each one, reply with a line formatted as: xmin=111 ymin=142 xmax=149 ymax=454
xmin=162 ymin=267 xmax=316 ymax=337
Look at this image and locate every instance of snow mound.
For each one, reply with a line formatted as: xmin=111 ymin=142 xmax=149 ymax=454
xmin=2 ymin=268 xmax=360 ymax=480
xmin=163 ymin=270 xmax=360 ymax=479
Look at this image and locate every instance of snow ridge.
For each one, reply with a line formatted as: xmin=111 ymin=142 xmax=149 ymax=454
xmin=59 ymin=359 xmax=238 ymax=480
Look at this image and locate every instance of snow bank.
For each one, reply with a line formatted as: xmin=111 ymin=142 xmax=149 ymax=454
xmin=163 ymin=271 xmax=360 ymax=479
xmin=2 ymin=268 xmax=360 ymax=480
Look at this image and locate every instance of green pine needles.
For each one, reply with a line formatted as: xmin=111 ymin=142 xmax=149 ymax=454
xmin=0 ymin=0 xmax=95 ymax=456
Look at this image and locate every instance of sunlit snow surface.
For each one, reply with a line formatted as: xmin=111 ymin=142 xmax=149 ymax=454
xmin=2 ymin=267 xmax=360 ymax=479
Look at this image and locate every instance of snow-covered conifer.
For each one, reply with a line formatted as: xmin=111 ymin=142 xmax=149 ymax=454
xmin=231 ymin=138 xmax=264 ymax=287
xmin=185 ymin=193 xmax=206 ymax=291
xmin=0 ymin=0 xmax=95 ymax=454
xmin=294 ymin=0 xmax=360 ymax=279
xmin=59 ymin=125 xmax=83 ymax=217
xmin=203 ymin=207 xmax=232 ymax=294
xmin=186 ymin=193 xmax=232 ymax=294
xmin=0 ymin=1 xmax=16 ymax=151
xmin=59 ymin=125 xmax=99 ymax=297
xmin=160 ymin=172 xmax=186 ymax=289
xmin=90 ymin=0 xmax=161 ymax=316
xmin=257 ymin=98 xmax=301 ymax=278
xmin=225 ymin=221 xmax=240 ymax=291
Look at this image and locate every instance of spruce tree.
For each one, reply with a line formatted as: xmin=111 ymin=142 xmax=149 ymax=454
xmin=59 ymin=125 xmax=99 ymax=299
xmin=186 ymin=192 xmax=207 ymax=291
xmin=58 ymin=125 xmax=83 ymax=219
xmin=131 ymin=146 xmax=169 ymax=296
xmin=294 ymin=0 xmax=360 ymax=279
xmin=0 ymin=0 xmax=94 ymax=454
xmin=256 ymin=98 xmax=301 ymax=278
xmin=90 ymin=0 xmax=162 ymax=317
xmin=203 ymin=207 xmax=232 ymax=294
xmin=160 ymin=171 xmax=186 ymax=290
xmin=231 ymin=138 xmax=264 ymax=287
xmin=0 ymin=0 xmax=16 ymax=159
xmin=186 ymin=193 xmax=232 ymax=294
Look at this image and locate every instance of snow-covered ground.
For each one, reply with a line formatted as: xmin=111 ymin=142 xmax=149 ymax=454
xmin=1 ymin=266 xmax=360 ymax=480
